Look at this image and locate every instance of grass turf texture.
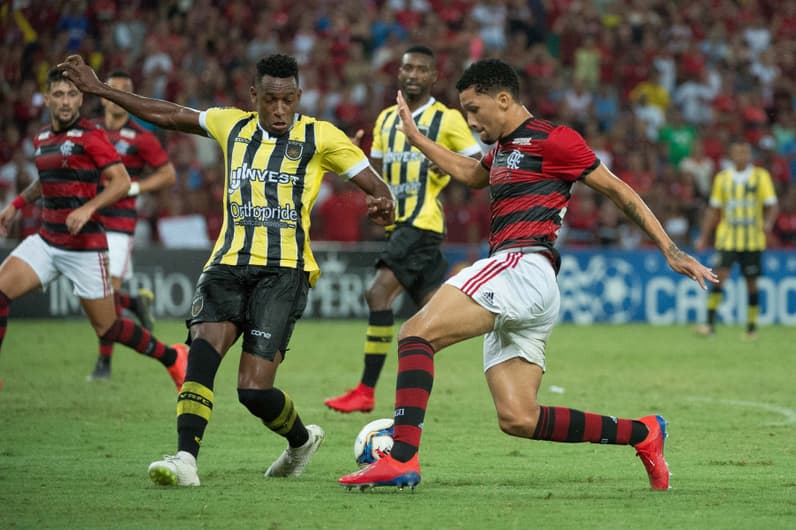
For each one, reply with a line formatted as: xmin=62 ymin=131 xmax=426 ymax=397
xmin=1 ymin=320 xmax=794 ymax=529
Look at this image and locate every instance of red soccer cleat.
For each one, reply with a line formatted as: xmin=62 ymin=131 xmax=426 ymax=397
xmin=168 ymin=343 xmax=188 ymax=391
xmin=339 ymin=453 xmax=421 ymax=491
xmin=324 ymin=383 xmax=375 ymax=413
xmin=635 ymin=415 xmax=670 ymax=490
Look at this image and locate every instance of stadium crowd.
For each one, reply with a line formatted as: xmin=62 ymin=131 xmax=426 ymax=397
xmin=1 ymin=0 xmax=795 ymax=249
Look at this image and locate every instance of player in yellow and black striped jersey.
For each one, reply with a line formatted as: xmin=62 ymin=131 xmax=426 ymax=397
xmin=695 ymin=141 xmax=778 ymax=339
xmin=59 ymin=53 xmax=394 ymax=486
xmin=324 ymin=45 xmax=482 ymax=414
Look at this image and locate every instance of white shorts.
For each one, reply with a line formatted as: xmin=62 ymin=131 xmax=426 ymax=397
xmin=106 ymin=231 xmax=134 ymax=280
xmin=446 ymin=250 xmax=560 ymax=373
xmin=11 ymin=234 xmax=112 ymax=300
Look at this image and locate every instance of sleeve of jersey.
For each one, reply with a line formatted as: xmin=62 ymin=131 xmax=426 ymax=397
xmin=86 ymin=129 xmax=122 ymax=170
xmin=759 ymin=169 xmax=778 ymax=206
xmin=370 ymin=109 xmax=388 ymax=159
xmin=441 ymin=109 xmax=481 ymax=156
xmin=137 ymin=130 xmax=169 ymax=168
xmin=318 ymin=121 xmax=370 ymax=179
xmin=198 ymin=107 xmax=242 ymax=143
xmin=542 ymin=126 xmax=599 ymax=182
xmin=708 ymin=172 xmax=724 ymax=208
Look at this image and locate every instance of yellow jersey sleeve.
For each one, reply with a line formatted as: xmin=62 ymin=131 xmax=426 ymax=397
xmin=370 ymin=107 xmax=394 ymax=159
xmin=708 ymin=170 xmax=727 ymax=207
xmin=199 ymin=107 xmax=252 ymax=144
xmin=316 ymin=120 xmax=370 ymax=178
xmin=758 ymin=168 xmax=777 ymax=204
xmin=440 ymin=108 xmax=481 ymax=156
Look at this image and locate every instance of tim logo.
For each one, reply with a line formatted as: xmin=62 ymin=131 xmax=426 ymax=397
xmin=506 ymin=150 xmax=523 ymax=170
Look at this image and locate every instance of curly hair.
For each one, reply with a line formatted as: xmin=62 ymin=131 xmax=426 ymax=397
xmin=455 ymin=59 xmax=520 ymax=99
xmin=255 ymin=54 xmax=299 ymax=84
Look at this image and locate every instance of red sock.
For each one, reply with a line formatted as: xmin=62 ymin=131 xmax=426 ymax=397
xmin=390 ymin=336 xmax=435 ymax=462
xmin=99 ymin=293 xmax=123 ymax=358
xmin=101 ymin=317 xmax=174 ymax=364
xmin=532 ymin=406 xmax=647 ymax=445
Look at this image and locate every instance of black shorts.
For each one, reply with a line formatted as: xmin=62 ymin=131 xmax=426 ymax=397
xmin=377 ymin=225 xmax=447 ymax=306
xmin=712 ymin=250 xmax=763 ymax=278
xmin=187 ymin=265 xmax=309 ymax=360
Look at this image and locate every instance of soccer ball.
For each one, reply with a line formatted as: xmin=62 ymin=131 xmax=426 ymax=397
xmin=353 ymin=418 xmax=394 ymax=467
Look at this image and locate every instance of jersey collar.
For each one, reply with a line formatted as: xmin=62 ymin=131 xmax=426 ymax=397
xmin=411 ymin=97 xmax=436 ymax=118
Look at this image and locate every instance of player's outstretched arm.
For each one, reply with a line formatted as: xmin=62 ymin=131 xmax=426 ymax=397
xmin=58 ymin=55 xmax=205 ymax=135
xmin=584 ymin=163 xmax=718 ymax=290
xmin=395 ymin=91 xmax=488 ymax=188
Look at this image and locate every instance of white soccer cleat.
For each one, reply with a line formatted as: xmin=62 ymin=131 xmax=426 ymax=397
xmin=148 ymin=451 xmax=200 ymax=486
xmin=264 ymin=424 xmax=325 ymax=477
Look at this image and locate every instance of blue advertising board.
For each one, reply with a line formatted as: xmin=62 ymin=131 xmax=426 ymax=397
xmin=2 ymin=244 xmax=794 ymax=324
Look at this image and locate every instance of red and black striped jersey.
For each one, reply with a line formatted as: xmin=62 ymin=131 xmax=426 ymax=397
xmin=481 ymin=118 xmax=599 ymax=255
xmin=33 ymin=117 xmax=121 ymax=250
xmin=92 ymin=118 xmax=169 ymax=235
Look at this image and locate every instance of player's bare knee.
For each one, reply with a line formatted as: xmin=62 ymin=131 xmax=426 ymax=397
xmin=497 ymin=414 xmax=536 ymax=438
xmin=496 ymin=406 xmax=538 ymax=438
xmin=92 ymin=315 xmax=116 ymax=337
xmin=398 ymin=314 xmax=431 ymax=341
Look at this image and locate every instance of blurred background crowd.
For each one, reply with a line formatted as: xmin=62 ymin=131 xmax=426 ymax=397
xmin=1 ymin=0 xmax=795 ymax=251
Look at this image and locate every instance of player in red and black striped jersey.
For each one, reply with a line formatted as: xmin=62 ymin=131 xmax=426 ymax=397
xmin=0 ymin=69 xmax=186 ymax=391
xmin=87 ymin=71 xmax=177 ymax=381
xmin=340 ymin=59 xmax=718 ymax=492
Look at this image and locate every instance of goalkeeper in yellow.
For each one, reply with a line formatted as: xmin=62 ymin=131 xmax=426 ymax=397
xmin=695 ymin=140 xmax=778 ymax=339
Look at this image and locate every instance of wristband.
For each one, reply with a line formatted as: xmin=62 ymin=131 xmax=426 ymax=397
xmin=11 ymin=195 xmax=26 ymax=209
xmin=127 ymin=182 xmax=141 ymax=197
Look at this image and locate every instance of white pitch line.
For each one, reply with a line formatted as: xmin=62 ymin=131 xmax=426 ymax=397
xmin=688 ymin=397 xmax=796 ymax=426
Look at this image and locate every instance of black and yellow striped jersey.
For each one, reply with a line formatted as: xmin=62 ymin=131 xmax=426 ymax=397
xmin=709 ymin=165 xmax=777 ymax=251
xmin=371 ymin=97 xmax=481 ymax=233
xmin=200 ymin=107 xmax=370 ymax=285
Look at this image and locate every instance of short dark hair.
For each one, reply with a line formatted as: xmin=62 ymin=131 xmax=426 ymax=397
xmin=455 ymin=59 xmax=520 ymax=99
xmin=404 ymin=45 xmax=434 ymax=60
xmin=256 ymin=54 xmax=299 ymax=84
xmin=47 ymin=68 xmax=71 ymax=89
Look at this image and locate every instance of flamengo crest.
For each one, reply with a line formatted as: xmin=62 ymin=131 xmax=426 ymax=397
xmin=506 ymin=150 xmax=523 ymax=170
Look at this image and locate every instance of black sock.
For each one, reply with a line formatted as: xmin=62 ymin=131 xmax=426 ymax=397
xmin=238 ymin=388 xmax=309 ymax=448
xmin=177 ymin=339 xmax=222 ymax=458
xmin=361 ymin=310 xmax=393 ymax=388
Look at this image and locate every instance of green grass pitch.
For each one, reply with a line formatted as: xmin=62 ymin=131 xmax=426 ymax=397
xmin=1 ymin=320 xmax=794 ymax=529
